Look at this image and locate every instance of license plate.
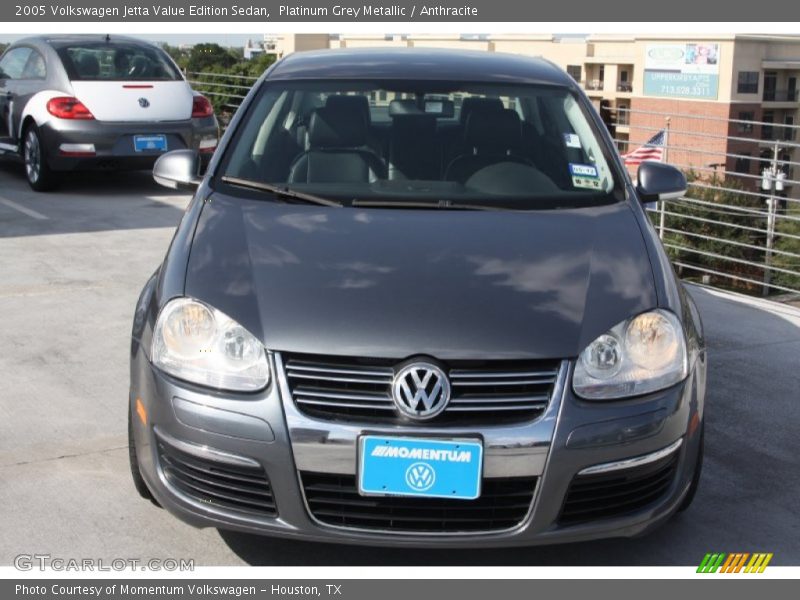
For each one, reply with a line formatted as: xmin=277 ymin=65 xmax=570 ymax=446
xmin=133 ymin=134 xmax=167 ymax=152
xmin=358 ymin=436 xmax=483 ymax=500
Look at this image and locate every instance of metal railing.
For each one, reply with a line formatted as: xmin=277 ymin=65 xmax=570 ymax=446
xmin=763 ymin=89 xmax=799 ymax=102
xmin=186 ymin=70 xmax=259 ymax=123
xmin=616 ymin=107 xmax=800 ymax=298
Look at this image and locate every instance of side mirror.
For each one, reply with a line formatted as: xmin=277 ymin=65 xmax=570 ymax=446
xmin=636 ymin=162 xmax=686 ymax=203
xmin=153 ymin=149 xmax=202 ymax=191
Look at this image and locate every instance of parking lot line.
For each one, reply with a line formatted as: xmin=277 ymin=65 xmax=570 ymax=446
xmin=0 ymin=196 xmax=48 ymax=220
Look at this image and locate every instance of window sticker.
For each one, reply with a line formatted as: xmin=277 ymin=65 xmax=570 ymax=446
xmin=569 ymin=163 xmax=602 ymax=190
xmin=564 ymin=133 xmax=582 ymax=148
xmin=569 ymin=163 xmax=598 ymax=178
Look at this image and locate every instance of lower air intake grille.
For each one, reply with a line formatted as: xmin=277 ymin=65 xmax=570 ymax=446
xmin=559 ymin=451 xmax=679 ymax=524
xmin=301 ymin=472 xmax=536 ymax=532
xmin=157 ymin=440 xmax=277 ymax=517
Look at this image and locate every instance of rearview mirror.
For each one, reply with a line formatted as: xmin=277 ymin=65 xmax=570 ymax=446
xmin=636 ymin=162 xmax=686 ymax=202
xmin=153 ymin=150 xmax=202 ymax=191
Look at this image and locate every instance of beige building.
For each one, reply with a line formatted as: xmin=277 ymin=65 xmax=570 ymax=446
xmin=262 ymin=33 xmax=800 ymax=196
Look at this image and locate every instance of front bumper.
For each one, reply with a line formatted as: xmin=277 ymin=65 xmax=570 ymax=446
xmin=39 ymin=116 xmax=218 ymax=171
xmin=130 ymin=347 xmax=705 ymax=547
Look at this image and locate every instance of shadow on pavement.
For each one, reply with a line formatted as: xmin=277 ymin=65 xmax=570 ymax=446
xmin=0 ymin=159 xmax=188 ymax=238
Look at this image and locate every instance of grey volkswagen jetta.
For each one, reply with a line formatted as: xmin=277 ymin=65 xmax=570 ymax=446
xmin=129 ymin=48 xmax=706 ymax=547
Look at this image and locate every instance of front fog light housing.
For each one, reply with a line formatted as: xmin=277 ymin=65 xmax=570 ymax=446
xmin=152 ymin=297 xmax=270 ymax=391
xmin=573 ymin=309 xmax=688 ymax=400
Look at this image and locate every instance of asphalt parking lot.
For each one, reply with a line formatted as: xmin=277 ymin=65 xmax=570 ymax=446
xmin=0 ymin=159 xmax=798 ymax=567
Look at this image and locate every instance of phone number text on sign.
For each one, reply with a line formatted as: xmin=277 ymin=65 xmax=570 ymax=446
xmin=643 ymin=70 xmax=719 ymax=99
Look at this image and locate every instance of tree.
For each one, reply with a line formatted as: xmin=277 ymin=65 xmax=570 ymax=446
xmin=186 ymin=43 xmax=238 ymax=73
xmin=656 ymin=172 xmax=768 ymax=294
xmin=771 ymin=207 xmax=800 ymax=293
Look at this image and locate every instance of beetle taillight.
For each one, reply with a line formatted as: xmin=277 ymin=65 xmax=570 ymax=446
xmin=46 ymin=97 xmax=94 ymax=120
xmin=191 ymin=95 xmax=214 ymax=119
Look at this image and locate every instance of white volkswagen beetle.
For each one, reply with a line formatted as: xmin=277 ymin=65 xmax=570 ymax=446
xmin=0 ymin=34 xmax=219 ymax=191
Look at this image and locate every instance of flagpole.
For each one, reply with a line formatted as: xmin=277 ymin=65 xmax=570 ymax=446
xmin=658 ymin=117 xmax=671 ymax=240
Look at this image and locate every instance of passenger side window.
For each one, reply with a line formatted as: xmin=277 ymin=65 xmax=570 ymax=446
xmin=21 ymin=51 xmax=47 ymax=80
xmin=0 ymin=47 xmax=34 ymax=80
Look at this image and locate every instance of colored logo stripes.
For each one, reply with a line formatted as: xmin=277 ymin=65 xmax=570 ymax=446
xmin=697 ymin=552 xmax=773 ymax=573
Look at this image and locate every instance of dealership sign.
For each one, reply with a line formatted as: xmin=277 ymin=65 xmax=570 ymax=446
xmin=643 ymin=43 xmax=720 ymax=99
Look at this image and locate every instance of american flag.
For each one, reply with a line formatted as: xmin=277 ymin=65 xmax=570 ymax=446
xmin=622 ymin=129 xmax=666 ymax=165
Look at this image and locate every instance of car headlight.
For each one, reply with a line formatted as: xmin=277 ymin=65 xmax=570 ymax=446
xmin=152 ymin=297 xmax=270 ymax=391
xmin=573 ymin=309 xmax=688 ymax=399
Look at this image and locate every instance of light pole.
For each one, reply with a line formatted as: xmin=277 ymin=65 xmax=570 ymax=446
xmin=761 ymin=140 xmax=786 ymax=296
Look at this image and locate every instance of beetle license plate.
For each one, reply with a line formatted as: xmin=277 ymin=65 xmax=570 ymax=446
xmin=358 ymin=436 xmax=483 ymax=500
xmin=133 ymin=134 xmax=167 ymax=152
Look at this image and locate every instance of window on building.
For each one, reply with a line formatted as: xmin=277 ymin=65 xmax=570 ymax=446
xmin=737 ymin=71 xmax=759 ymax=94
xmin=762 ymin=110 xmax=774 ymax=140
xmin=566 ymin=65 xmax=582 ymax=82
xmin=734 ymin=153 xmax=752 ymax=175
xmin=737 ymin=111 xmax=755 ymax=133
xmin=763 ymin=71 xmax=777 ymax=101
xmin=784 ymin=115 xmax=796 ymax=141
xmin=617 ymin=103 xmax=630 ymax=125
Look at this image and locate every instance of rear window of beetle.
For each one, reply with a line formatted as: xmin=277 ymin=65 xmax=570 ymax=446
xmin=56 ymin=43 xmax=181 ymax=81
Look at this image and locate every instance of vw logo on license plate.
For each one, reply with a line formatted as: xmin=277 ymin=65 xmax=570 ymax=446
xmin=405 ymin=462 xmax=436 ymax=491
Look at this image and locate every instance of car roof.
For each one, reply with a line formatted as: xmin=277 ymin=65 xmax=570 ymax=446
xmin=268 ymin=47 xmax=574 ymax=86
xmin=12 ymin=34 xmax=161 ymax=49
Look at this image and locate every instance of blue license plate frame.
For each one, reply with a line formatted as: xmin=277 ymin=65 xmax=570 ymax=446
xmin=358 ymin=435 xmax=483 ymax=500
xmin=133 ymin=134 xmax=168 ymax=152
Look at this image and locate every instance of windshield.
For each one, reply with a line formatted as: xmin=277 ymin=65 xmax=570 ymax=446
xmin=219 ymin=80 xmax=622 ymax=209
xmin=56 ymin=42 xmax=182 ymax=81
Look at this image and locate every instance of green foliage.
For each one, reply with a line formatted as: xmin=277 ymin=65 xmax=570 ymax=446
xmin=159 ymin=42 xmax=276 ymax=117
xmin=772 ymin=208 xmax=800 ymax=292
xmin=654 ymin=171 xmax=773 ymax=294
xmin=185 ymin=43 xmax=239 ymax=73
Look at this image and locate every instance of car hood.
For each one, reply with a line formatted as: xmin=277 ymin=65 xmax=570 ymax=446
xmin=184 ymin=194 xmax=657 ymax=360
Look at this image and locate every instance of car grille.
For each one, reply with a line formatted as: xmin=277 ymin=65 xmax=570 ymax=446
xmin=301 ymin=472 xmax=537 ymax=532
xmin=559 ymin=451 xmax=679 ymax=524
xmin=157 ymin=440 xmax=277 ymax=518
xmin=281 ymin=353 xmax=561 ymax=424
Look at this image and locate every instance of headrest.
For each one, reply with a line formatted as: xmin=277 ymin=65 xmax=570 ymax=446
xmin=390 ymin=114 xmax=437 ymax=138
xmin=325 ymin=94 xmax=371 ymax=124
xmin=390 ymin=98 xmax=456 ymax=118
xmin=308 ymin=105 xmax=368 ymax=148
xmin=459 ymin=97 xmax=504 ymax=125
xmin=464 ymin=109 xmax=522 ymax=151
xmin=76 ymin=53 xmax=100 ymax=78
xmin=388 ymin=99 xmax=421 ymax=117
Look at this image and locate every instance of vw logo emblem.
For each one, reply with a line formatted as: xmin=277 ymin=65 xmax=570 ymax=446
xmin=392 ymin=361 xmax=451 ymax=420
xmin=138 ymin=97 xmax=150 ymax=108
xmin=405 ymin=462 xmax=436 ymax=491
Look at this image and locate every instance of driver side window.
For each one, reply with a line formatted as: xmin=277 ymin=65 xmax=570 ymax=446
xmin=0 ymin=47 xmax=33 ymax=80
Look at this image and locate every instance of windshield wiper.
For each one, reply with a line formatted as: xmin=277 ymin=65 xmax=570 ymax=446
xmin=221 ymin=176 xmax=343 ymax=207
xmin=351 ymin=199 xmax=509 ymax=211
